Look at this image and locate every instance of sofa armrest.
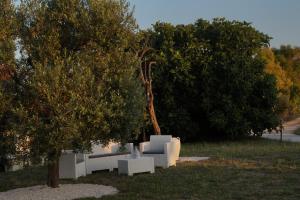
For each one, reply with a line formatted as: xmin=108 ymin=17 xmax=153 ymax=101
xmin=171 ymin=138 xmax=181 ymax=160
xmin=139 ymin=142 xmax=150 ymax=152
xmin=59 ymin=152 xmax=76 ymax=179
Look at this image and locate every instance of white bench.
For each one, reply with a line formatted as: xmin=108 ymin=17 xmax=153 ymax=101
xmin=85 ymin=142 xmax=133 ymax=174
xmin=59 ymin=142 xmax=133 ymax=179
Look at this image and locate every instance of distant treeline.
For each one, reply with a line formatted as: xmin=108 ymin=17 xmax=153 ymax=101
xmin=262 ymin=46 xmax=300 ymax=119
xmin=274 ymin=46 xmax=300 ymax=115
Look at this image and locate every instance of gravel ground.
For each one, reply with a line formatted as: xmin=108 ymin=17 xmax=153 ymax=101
xmin=262 ymin=133 xmax=300 ymax=142
xmin=0 ymin=184 xmax=118 ymax=200
xmin=262 ymin=117 xmax=300 ymax=142
xmin=178 ymin=157 xmax=210 ymax=163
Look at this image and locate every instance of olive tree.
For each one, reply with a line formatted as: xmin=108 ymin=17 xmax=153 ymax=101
xmin=17 ymin=0 xmax=144 ymax=187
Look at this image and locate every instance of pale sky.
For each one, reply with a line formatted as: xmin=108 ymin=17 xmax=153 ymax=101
xmin=14 ymin=0 xmax=300 ymax=48
xmin=128 ymin=0 xmax=300 ymax=48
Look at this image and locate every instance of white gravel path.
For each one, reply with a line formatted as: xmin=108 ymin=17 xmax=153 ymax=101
xmin=262 ymin=117 xmax=300 ymax=142
xmin=0 ymin=184 xmax=118 ymax=200
xmin=177 ymin=157 xmax=210 ymax=163
xmin=262 ymin=133 xmax=300 ymax=142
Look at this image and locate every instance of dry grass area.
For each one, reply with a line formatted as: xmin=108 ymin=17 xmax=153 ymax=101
xmin=1 ymin=138 xmax=300 ymax=200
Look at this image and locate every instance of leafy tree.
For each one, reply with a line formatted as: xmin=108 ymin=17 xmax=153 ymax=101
xmin=0 ymin=0 xmax=17 ymax=172
xmin=261 ymin=48 xmax=292 ymax=94
xmin=273 ymin=45 xmax=300 ymax=114
xmin=260 ymin=48 xmax=292 ymax=118
xmin=146 ymin=18 xmax=280 ymax=141
xmin=16 ymin=0 xmax=144 ymax=187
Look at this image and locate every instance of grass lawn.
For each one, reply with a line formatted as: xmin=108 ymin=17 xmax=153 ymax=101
xmin=1 ymin=138 xmax=300 ymax=200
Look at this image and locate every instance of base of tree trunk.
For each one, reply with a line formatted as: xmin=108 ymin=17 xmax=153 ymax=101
xmin=47 ymin=159 xmax=59 ymax=188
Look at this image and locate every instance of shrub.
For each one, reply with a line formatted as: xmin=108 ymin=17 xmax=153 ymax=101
xmin=146 ymin=18 xmax=280 ymax=141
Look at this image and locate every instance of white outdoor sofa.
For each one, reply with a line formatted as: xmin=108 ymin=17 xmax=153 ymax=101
xmin=59 ymin=142 xmax=133 ymax=179
xmin=85 ymin=142 xmax=133 ymax=174
xmin=139 ymin=135 xmax=181 ymax=168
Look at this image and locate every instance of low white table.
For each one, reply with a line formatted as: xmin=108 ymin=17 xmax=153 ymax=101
xmin=118 ymin=157 xmax=155 ymax=176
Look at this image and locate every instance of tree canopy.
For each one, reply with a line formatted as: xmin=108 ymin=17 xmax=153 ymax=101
xmin=260 ymin=48 xmax=292 ymax=118
xmin=145 ymin=18 xmax=280 ymax=141
xmin=16 ymin=0 xmax=144 ymax=187
xmin=273 ymin=45 xmax=300 ymax=114
xmin=0 ymin=0 xmax=17 ymax=172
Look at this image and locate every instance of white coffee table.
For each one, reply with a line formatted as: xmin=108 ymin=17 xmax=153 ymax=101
xmin=118 ymin=157 xmax=155 ymax=176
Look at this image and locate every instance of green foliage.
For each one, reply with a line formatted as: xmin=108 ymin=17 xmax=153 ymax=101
xmin=0 ymin=0 xmax=17 ymax=171
xmin=0 ymin=0 xmax=16 ymax=66
xmin=146 ymin=18 xmax=280 ymax=141
xmin=16 ymin=0 xmax=144 ymax=163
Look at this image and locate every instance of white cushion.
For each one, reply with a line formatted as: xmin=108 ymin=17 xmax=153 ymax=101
xmin=149 ymin=135 xmax=172 ymax=152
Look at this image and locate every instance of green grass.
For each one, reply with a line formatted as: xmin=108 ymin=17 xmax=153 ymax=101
xmin=1 ymin=138 xmax=300 ymax=200
xmin=294 ymin=127 xmax=300 ymax=135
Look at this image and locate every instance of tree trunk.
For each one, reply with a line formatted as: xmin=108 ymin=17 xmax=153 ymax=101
xmin=139 ymin=52 xmax=161 ymax=135
xmin=47 ymin=154 xmax=60 ymax=188
xmin=148 ymin=90 xmax=161 ymax=135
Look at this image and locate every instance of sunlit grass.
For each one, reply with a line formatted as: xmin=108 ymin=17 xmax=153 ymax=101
xmin=1 ymin=138 xmax=300 ymax=200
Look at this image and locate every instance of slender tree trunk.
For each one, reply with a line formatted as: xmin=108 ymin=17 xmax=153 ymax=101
xmin=139 ymin=49 xmax=161 ymax=135
xmin=47 ymin=153 xmax=60 ymax=188
xmin=147 ymin=86 xmax=161 ymax=135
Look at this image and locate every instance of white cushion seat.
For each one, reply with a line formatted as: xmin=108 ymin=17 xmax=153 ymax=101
xmin=85 ymin=142 xmax=133 ymax=174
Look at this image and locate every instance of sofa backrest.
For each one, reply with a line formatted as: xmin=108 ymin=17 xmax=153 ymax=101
xmin=90 ymin=142 xmax=131 ymax=155
xmin=150 ymin=135 xmax=172 ymax=152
